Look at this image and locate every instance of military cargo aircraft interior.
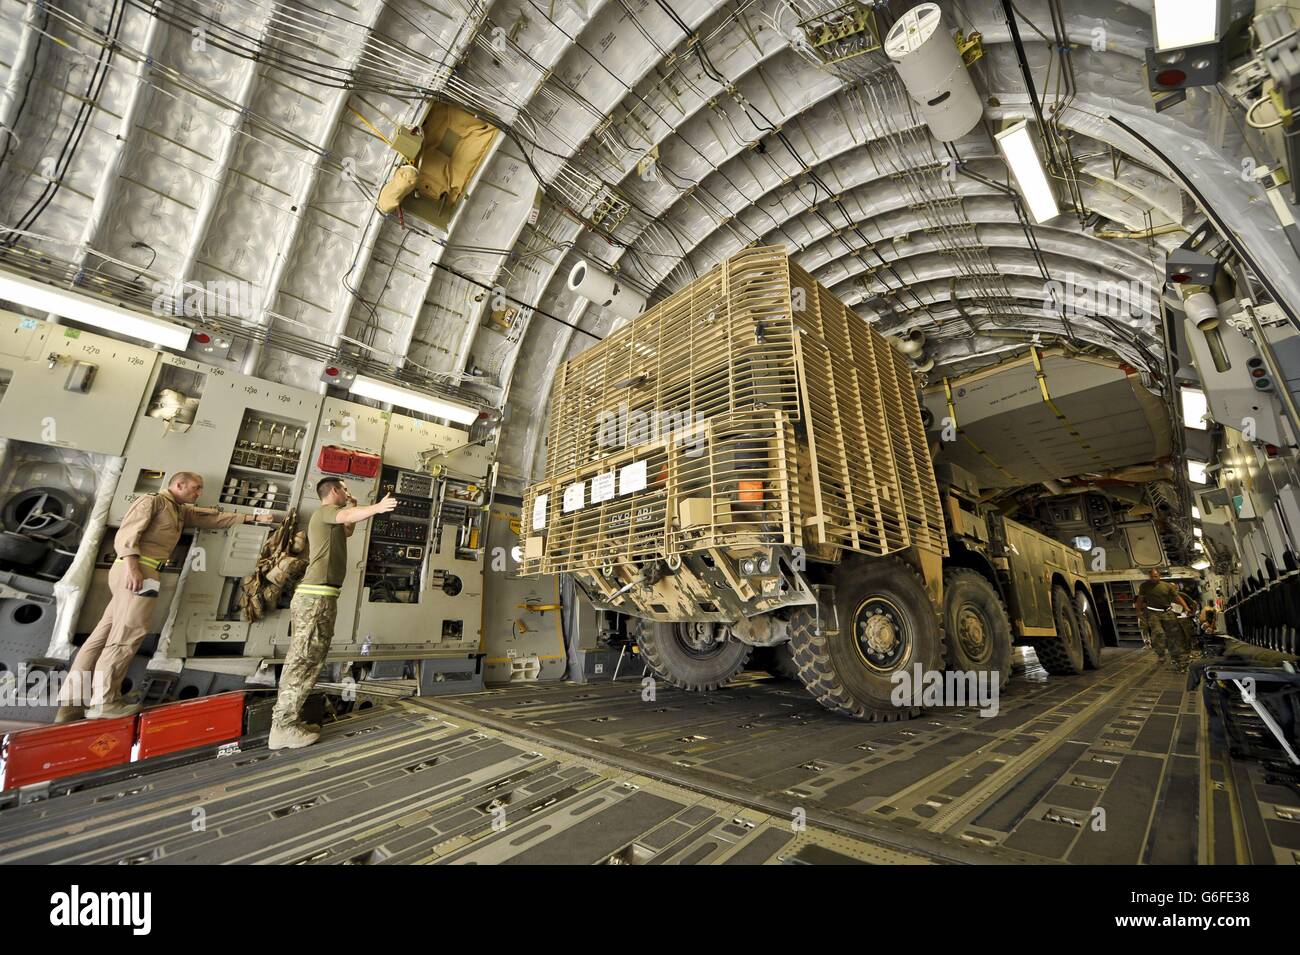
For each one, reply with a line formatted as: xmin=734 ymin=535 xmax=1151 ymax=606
xmin=0 ymin=0 xmax=1297 ymax=902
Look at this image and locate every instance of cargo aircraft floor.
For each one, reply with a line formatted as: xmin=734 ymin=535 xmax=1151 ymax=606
xmin=1 ymin=648 xmax=1296 ymax=864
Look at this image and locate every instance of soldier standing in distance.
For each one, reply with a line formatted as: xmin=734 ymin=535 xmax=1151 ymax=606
xmin=1134 ymin=568 xmax=1193 ymax=672
xmin=268 ymin=477 xmax=397 ymax=750
xmin=57 ymin=471 xmax=274 ymax=721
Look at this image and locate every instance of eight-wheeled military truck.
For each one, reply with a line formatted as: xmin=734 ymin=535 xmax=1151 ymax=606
xmin=936 ymin=462 xmax=1103 ymax=688
xmin=522 ymin=247 xmax=1103 ymax=720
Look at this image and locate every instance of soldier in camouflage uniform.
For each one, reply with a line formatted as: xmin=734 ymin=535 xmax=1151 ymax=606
xmin=269 ymin=477 xmax=396 ymax=750
xmin=1135 ymin=569 xmax=1195 ymax=672
xmin=1175 ymin=585 xmax=1201 ymax=658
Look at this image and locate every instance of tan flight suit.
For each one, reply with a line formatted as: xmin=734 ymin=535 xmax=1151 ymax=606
xmin=59 ymin=490 xmax=244 ymax=707
xmin=272 ymin=504 xmax=347 ymax=730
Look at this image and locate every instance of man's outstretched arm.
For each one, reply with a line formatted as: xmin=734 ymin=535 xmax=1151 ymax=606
xmin=330 ymin=494 xmax=399 ymax=537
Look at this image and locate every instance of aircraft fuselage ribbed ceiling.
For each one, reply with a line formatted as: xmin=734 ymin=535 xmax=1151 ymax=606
xmin=0 ymin=0 xmax=1293 ymax=492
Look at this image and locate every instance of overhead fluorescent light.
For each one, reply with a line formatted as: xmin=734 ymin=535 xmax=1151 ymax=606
xmin=0 ymin=270 xmax=191 ymax=350
xmin=1187 ymin=459 xmax=1208 ymax=484
xmin=1152 ymin=0 xmax=1223 ymax=52
xmin=1180 ymin=386 xmax=1208 ymax=430
xmin=349 ymin=375 xmax=479 ymax=425
xmin=1191 ymin=558 xmax=1210 ymax=571
xmin=994 ymin=121 xmax=1059 ymax=224
xmin=1192 ymin=505 xmax=1201 ymax=520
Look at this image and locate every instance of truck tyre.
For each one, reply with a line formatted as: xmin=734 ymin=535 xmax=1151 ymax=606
xmin=764 ymin=642 xmax=799 ymax=680
xmin=638 ymin=622 xmax=752 ymax=692
xmin=788 ymin=558 xmax=945 ymax=720
xmin=1076 ymin=591 xmax=1104 ymax=670
xmin=1035 ymin=584 xmax=1086 ymax=675
xmin=942 ymin=568 xmax=1013 ymax=689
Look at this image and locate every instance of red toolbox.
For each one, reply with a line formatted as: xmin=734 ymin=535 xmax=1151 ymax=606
xmin=317 ymin=445 xmax=353 ymax=474
xmin=0 ymin=716 xmax=136 ymax=791
xmin=133 ymin=691 xmax=245 ymax=760
xmin=348 ymin=450 xmax=381 ymax=478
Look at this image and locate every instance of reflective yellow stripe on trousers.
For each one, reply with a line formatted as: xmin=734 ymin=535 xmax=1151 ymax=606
xmin=116 ymin=555 xmax=164 ymax=570
xmin=297 ymin=584 xmax=341 ymax=598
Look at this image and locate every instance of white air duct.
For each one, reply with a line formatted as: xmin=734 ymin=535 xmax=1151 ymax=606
xmin=884 ymin=3 xmax=982 ymax=142
xmin=1184 ymin=290 xmax=1220 ymax=330
xmin=567 ymin=259 xmax=647 ymax=321
xmin=896 ymin=328 xmax=927 ymax=357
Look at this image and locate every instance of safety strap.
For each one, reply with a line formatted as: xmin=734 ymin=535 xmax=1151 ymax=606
xmin=297 ymin=584 xmax=341 ymax=598
xmin=118 ymin=555 xmax=164 ymax=570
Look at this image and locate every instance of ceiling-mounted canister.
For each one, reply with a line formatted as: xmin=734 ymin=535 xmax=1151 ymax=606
xmin=884 ymin=3 xmax=983 ymax=142
xmin=567 ymin=259 xmax=647 ymax=322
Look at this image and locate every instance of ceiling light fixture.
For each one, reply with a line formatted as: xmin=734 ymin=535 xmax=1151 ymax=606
xmin=0 ymin=270 xmax=191 ymax=350
xmin=1152 ymin=0 xmax=1224 ymax=52
xmin=994 ymin=121 xmax=1059 ymax=224
xmin=349 ymin=375 xmax=480 ymax=425
xmin=1180 ymin=386 xmax=1209 ymax=430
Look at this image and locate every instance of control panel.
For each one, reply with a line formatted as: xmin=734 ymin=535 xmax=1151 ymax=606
xmin=364 ymin=465 xmax=435 ymax=602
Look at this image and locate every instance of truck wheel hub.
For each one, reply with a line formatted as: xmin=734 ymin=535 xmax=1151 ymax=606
xmin=677 ymin=622 xmax=725 ymax=655
xmin=854 ymin=599 xmax=908 ymax=670
xmin=957 ymin=606 xmax=989 ymax=660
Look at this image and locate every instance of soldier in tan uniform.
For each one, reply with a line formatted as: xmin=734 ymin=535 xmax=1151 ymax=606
xmin=56 ymin=472 xmax=274 ymax=721
xmin=268 ymin=477 xmax=396 ymax=750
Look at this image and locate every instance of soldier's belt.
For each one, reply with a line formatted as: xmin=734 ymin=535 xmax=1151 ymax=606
xmin=297 ymin=584 xmax=341 ymax=598
xmin=117 ymin=555 xmax=164 ymax=570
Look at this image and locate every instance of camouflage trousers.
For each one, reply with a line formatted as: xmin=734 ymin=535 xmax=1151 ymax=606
xmin=272 ymin=592 xmax=337 ymax=730
xmin=1145 ymin=610 xmax=1189 ymax=670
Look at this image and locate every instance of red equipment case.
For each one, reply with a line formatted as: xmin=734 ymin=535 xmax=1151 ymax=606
xmin=348 ymin=450 xmax=382 ymax=478
xmin=133 ymin=691 xmax=246 ymax=760
xmin=0 ymin=716 xmax=136 ymax=790
xmin=317 ymin=445 xmax=353 ymax=473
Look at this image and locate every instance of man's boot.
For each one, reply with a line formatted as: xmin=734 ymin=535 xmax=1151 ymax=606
xmin=268 ymin=723 xmax=320 ymax=751
xmin=86 ymin=700 xmax=142 ymax=719
xmin=54 ymin=705 xmax=84 ymax=724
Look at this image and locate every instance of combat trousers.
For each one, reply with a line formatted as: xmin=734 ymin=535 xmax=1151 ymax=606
xmin=272 ymin=591 xmax=338 ymax=729
xmin=58 ymin=560 xmax=159 ymax=707
xmin=1146 ymin=610 xmax=1188 ymax=670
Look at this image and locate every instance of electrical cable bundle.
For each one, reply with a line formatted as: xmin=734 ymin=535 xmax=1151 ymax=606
xmin=2 ymin=0 xmax=124 ymax=249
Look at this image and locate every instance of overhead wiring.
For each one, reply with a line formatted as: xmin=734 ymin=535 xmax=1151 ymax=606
xmin=0 ymin=2 xmax=49 ymax=173
xmin=2 ymin=0 xmax=124 ymax=249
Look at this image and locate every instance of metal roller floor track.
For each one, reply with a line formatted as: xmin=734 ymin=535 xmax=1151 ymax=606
xmin=422 ymin=648 xmax=1300 ymax=864
xmin=0 ymin=648 xmax=1295 ymax=864
xmin=0 ymin=700 xmax=928 ymax=865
